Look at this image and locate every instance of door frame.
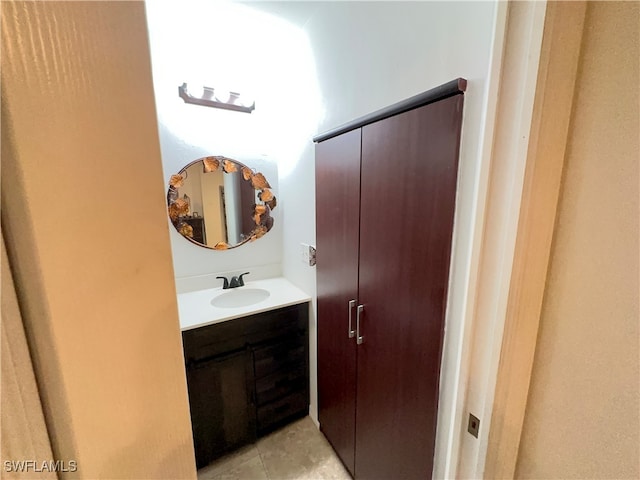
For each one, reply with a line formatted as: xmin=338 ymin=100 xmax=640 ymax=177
xmin=443 ymin=1 xmax=588 ymax=478
xmin=482 ymin=2 xmax=587 ymax=477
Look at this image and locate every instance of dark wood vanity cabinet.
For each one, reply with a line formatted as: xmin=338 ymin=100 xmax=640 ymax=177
xmin=315 ymin=80 xmax=465 ymax=479
xmin=182 ymin=303 xmax=309 ymax=469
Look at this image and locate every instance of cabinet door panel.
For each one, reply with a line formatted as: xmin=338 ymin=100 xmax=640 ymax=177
xmin=186 ymin=350 xmax=255 ymax=468
xmin=315 ymin=128 xmax=361 ymax=476
xmin=355 ymin=95 xmax=464 ymax=479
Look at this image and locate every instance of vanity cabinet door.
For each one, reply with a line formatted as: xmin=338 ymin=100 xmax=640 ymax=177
xmin=186 ymin=349 xmax=256 ymax=468
xmin=315 ymin=128 xmax=361 ymax=477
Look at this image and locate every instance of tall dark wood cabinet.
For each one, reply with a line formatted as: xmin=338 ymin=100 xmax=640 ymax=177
xmin=315 ymin=79 xmax=466 ymax=479
xmin=316 ymin=129 xmax=361 ymax=476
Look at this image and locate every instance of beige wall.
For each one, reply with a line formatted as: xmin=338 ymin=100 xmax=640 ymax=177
xmin=516 ymin=2 xmax=639 ymax=478
xmin=1 ymin=2 xmax=196 ymax=479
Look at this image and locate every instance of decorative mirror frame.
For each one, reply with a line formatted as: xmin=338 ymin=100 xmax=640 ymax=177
xmin=167 ymin=155 xmax=277 ymax=250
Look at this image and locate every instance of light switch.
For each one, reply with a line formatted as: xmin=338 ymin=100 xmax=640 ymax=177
xmin=308 ymin=245 xmax=316 ymax=266
xmin=300 ymin=243 xmax=316 ymax=266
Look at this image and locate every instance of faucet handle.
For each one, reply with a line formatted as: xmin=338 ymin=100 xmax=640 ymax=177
xmin=216 ymin=276 xmax=229 ymax=289
xmin=238 ymin=272 xmax=250 ymax=287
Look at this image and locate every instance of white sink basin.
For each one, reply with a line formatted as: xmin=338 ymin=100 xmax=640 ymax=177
xmin=211 ymin=288 xmax=270 ymax=308
xmin=178 ymin=277 xmax=312 ymax=330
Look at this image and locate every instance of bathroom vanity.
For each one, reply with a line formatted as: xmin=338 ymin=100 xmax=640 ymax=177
xmin=178 ymin=278 xmax=311 ymax=468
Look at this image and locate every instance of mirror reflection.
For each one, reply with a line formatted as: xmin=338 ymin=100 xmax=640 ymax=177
xmin=167 ymin=156 xmax=276 ymax=250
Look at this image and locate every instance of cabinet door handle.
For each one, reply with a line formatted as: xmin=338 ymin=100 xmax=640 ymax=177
xmin=348 ymin=299 xmax=356 ymax=338
xmin=356 ymin=305 xmax=364 ymax=345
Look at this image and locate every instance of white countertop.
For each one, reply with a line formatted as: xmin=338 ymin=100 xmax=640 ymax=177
xmin=178 ymin=277 xmax=311 ymax=331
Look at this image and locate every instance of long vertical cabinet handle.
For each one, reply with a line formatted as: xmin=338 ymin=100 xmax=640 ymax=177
xmin=356 ymin=305 xmax=364 ymax=345
xmin=348 ymin=300 xmax=356 ymax=338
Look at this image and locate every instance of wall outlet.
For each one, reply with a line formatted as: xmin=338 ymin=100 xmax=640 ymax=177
xmin=300 ymin=243 xmax=316 ymax=267
xmin=467 ymin=413 xmax=480 ymax=438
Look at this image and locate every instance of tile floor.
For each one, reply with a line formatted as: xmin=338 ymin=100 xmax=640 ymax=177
xmin=197 ymin=417 xmax=351 ymax=480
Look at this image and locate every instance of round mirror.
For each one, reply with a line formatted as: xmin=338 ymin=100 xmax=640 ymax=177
xmin=167 ymin=156 xmax=276 ymax=250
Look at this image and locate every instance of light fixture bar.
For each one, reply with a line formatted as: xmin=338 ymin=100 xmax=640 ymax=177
xmin=178 ymin=83 xmax=255 ymax=113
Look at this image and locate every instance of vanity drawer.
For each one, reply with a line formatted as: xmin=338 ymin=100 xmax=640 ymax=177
xmin=182 ymin=303 xmax=308 ymax=364
xmin=253 ymin=338 xmax=306 ymax=379
xmin=257 ymin=390 xmax=308 ymax=434
xmin=182 ymin=321 xmax=246 ymax=364
xmin=243 ymin=304 xmax=307 ymax=345
xmin=255 ymin=365 xmax=307 ymax=406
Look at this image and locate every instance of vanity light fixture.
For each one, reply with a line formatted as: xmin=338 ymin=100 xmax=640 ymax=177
xmin=178 ymin=82 xmax=255 ymax=113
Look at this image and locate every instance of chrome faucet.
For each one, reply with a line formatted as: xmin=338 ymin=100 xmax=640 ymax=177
xmin=216 ymin=272 xmax=250 ymax=289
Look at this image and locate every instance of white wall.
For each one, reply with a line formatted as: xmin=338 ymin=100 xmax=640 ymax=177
xmin=145 ymin=1 xmax=323 ymax=292
xmin=243 ymin=2 xmax=503 ymax=477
